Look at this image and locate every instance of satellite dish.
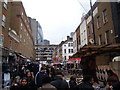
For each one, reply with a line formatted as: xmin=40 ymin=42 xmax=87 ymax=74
xmin=112 ymin=56 xmax=120 ymax=62
xmin=89 ymin=38 xmax=94 ymax=44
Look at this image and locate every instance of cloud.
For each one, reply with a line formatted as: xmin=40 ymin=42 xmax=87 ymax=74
xmin=21 ymin=0 xmax=95 ymax=44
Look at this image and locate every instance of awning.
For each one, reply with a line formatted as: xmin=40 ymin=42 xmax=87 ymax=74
xmin=72 ymin=44 xmax=120 ymax=58
xmin=67 ymin=58 xmax=81 ymax=63
xmin=68 ymin=58 xmax=81 ymax=61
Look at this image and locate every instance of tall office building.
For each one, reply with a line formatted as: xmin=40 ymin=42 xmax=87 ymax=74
xmin=37 ymin=23 xmax=44 ymax=44
xmin=29 ymin=17 xmax=44 ymax=45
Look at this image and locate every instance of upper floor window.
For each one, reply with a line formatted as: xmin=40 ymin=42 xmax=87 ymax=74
xmin=97 ymin=16 xmax=101 ymax=29
xmin=3 ymin=0 xmax=8 ymax=9
xmin=71 ymin=49 xmax=73 ymax=53
xmin=2 ymin=14 xmax=6 ymax=27
xmin=68 ymin=49 xmax=71 ymax=53
xmin=87 ymin=26 xmax=90 ymax=36
xmin=0 ymin=34 xmax=4 ymax=46
xmin=98 ymin=35 xmax=102 ymax=45
xmin=105 ymin=30 xmax=110 ymax=44
xmin=21 ymin=12 xmax=24 ymax=18
xmin=10 ymin=40 xmax=12 ymax=49
xmin=68 ymin=43 xmax=70 ymax=47
xmin=102 ymin=9 xmax=108 ymax=24
xmin=64 ymin=49 xmax=66 ymax=53
xmin=68 ymin=43 xmax=73 ymax=47
xmin=68 ymin=49 xmax=73 ymax=53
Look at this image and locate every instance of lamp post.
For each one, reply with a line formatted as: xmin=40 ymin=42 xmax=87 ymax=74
xmin=90 ymin=0 xmax=96 ymax=45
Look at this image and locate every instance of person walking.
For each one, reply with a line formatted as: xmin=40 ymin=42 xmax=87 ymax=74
xmin=51 ymin=74 xmax=69 ymax=90
xmin=35 ymin=67 xmax=48 ymax=88
xmin=75 ymin=75 xmax=94 ymax=90
xmin=69 ymin=75 xmax=77 ymax=89
xmin=38 ymin=76 xmax=57 ymax=90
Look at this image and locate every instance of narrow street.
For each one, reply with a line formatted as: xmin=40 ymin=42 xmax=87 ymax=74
xmin=1 ymin=0 xmax=120 ymax=90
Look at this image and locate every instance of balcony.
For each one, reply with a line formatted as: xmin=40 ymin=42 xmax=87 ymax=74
xmin=8 ymin=29 xmax=19 ymax=42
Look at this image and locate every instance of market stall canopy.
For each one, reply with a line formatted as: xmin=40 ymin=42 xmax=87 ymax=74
xmin=68 ymin=58 xmax=81 ymax=63
xmin=72 ymin=44 xmax=120 ymax=58
xmin=68 ymin=58 xmax=81 ymax=61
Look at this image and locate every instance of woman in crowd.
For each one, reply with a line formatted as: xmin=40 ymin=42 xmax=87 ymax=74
xmin=26 ymin=71 xmax=37 ymax=89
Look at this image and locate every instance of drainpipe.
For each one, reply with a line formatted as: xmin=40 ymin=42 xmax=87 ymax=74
xmin=90 ymin=0 xmax=96 ymax=45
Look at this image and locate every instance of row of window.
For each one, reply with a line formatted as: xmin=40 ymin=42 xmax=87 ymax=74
xmin=87 ymin=9 xmax=108 ymax=36
xmin=64 ymin=49 xmax=73 ymax=53
xmin=36 ymin=47 xmax=55 ymax=50
xmin=98 ymin=30 xmax=111 ymax=45
xmin=97 ymin=9 xmax=108 ymax=29
xmin=64 ymin=56 xmax=71 ymax=60
xmin=2 ymin=14 xmax=6 ymax=27
xmin=64 ymin=43 xmax=73 ymax=47
xmin=0 ymin=34 xmax=12 ymax=49
xmin=2 ymin=0 xmax=8 ymax=27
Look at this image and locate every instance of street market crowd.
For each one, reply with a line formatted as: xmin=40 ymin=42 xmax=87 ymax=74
xmin=2 ymin=62 xmax=120 ymax=90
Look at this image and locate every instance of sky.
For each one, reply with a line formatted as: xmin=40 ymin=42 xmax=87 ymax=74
xmin=20 ymin=0 xmax=96 ymax=44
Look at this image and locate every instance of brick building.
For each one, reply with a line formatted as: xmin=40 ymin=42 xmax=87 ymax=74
xmin=72 ymin=1 xmax=120 ymax=80
xmin=1 ymin=1 xmax=34 ymax=68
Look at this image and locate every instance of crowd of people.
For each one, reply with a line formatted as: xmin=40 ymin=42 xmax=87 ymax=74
xmin=9 ymin=62 xmax=69 ymax=90
xmin=2 ymin=61 xmax=120 ymax=90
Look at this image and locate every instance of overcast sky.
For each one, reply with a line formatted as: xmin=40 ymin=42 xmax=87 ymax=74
xmin=21 ymin=0 xmax=96 ymax=44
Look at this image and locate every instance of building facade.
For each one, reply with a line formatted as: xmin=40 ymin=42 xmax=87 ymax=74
xmin=80 ymin=17 xmax=88 ymax=47
xmin=9 ymin=2 xmax=34 ymax=60
xmin=52 ymin=35 xmax=74 ymax=63
xmin=35 ymin=44 xmax=58 ymax=64
xmin=72 ymin=32 xmax=77 ymax=54
xmin=43 ymin=39 xmax=50 ymax=45
xmin=72 ymin=1 xmax=120 ymax=80
xmin=1 ymin=1 xmax=35 ymax=88
xmin=62 ymin=36 xmax=74 ymax=62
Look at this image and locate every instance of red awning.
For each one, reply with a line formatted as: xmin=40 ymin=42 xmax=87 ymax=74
xmin=68 ymin=58 xmax=81 ymax=62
